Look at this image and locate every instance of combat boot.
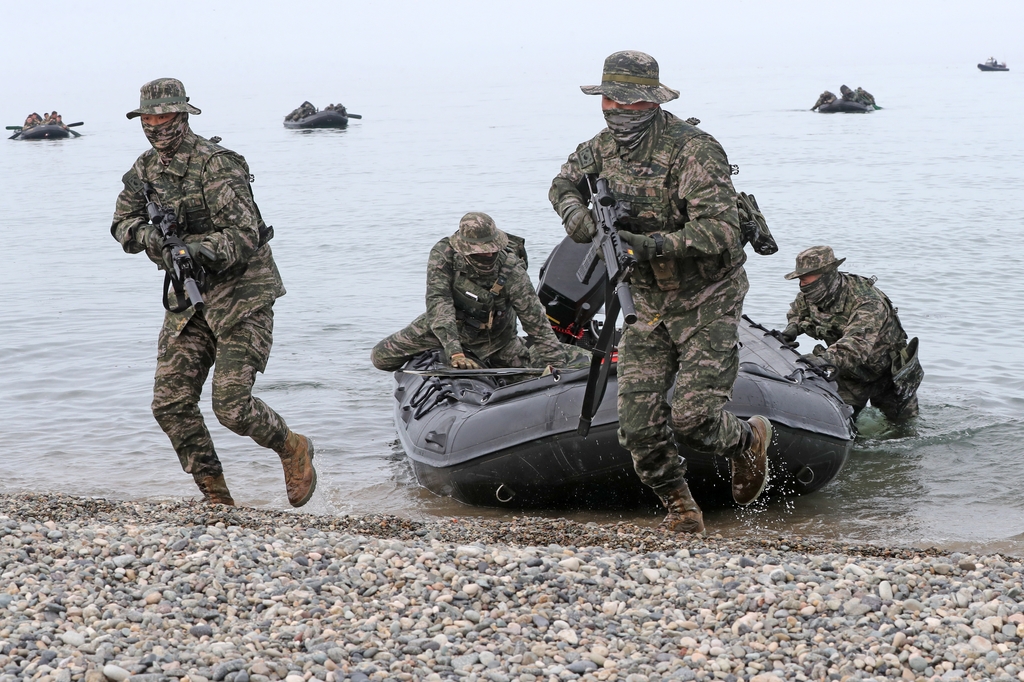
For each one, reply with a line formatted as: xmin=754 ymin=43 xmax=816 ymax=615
xmin=731 ymin=416 xmax=772 ymax=505
xmin=275 ymin=430 xmax=317 ymax=507
xmin=193 ymin=473 xmax=235 ymax=506
xmin=657 ymin=483 xmax=705 ymax=534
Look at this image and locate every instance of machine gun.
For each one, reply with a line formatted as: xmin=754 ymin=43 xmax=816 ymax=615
xmin=575 ymin=175 xmax=638 ymax=437
xmin=142 ymin=182 xmax=207 ymax=314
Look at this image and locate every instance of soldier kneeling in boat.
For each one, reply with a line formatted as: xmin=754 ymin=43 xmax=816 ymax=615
xmin=854 ymin=87 xmax=877 ymax=108
xmin=22 ymin=112 xmax=42 ymax=130
xmin=780 ymin=246 xmax=922 ymax=422
xmin=839 ymin=85 xmax=877 ymax=107
xmin=811 ymin=91 xmax=836 ymax=111
xmin=285 ymin=101 xmax=316 ymax=121
xmin=371 ymin=212 xmax=587 ymax=372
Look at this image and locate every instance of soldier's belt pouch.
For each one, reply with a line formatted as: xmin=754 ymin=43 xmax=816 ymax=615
xmin=737 ymin=192 xmax=778 ymax=256
xmin=259 ymin=224 xmax=274 ymax=247
xmin=650 ymin=256 xmax=681 ymax=291
xmin=890 ymin=337 xmax=923 ymax=401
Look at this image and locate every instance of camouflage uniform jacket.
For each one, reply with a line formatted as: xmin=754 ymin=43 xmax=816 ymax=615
xmin=550 ymin=109 xmax=748 ymax=339
xmin=854 ymin=88 xmax=876 ymax=107
xmin=111 ymin=130 xmax=285 ymax=337
xmin=426 ymin=236 xmax=567 ymax=365
xmin=786 ymin=273 xmax=907 ymax=382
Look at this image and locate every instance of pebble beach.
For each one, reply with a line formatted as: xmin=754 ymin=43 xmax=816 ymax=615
xmin=2 ymin=493 xmax=1023 ymax=682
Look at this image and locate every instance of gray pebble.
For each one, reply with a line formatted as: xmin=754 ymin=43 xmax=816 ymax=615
xmin=567 ymin=660 xmax=598 ymax=673
xmin=3 ymin=492 xmax=1024 ymax=682
xmin=190 ymin=624 xmax=214 ymax=638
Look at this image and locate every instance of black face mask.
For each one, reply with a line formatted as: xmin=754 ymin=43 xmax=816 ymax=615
xmin=468 ymin=252 xmax=499 ymax=275
xmin=801 ymin=269 xmax=843 ymax=308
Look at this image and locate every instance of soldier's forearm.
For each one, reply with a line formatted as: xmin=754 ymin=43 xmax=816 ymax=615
xmin=431 ymin=329 xmax=462 ymax=361
xmin=672 ymin=216 xmax=740 ymax=258
xmin=549 ymin=178 xmax=586 ymax=222
xmin=200 ymin=226 xmax=259 ymax=269
xmin=112 ymin=219 xmax=146 ymax=254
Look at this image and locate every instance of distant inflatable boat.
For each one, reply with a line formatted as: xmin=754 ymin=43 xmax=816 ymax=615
xmin=17 ymin=124 xmax=71 ymax=140
xmin=816 ymin=100 xmax=874 ymax=114
xmin=283 ymin=111 xmax=349 ymax=129
xmin=978 ymin=62 xmax=1009 ymax=72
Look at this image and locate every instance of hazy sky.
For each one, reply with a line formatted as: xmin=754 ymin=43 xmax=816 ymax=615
xmin=2 ymin=0 xmax=1021 ymax=124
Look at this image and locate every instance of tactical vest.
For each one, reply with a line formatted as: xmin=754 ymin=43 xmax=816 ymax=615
xmin=450 ymin=249 xmax=515 ymax=339
xmin=574 ymin=113 xmax=745 ymax=290
xmin=813 ymin=274 xmax=908 ymax=382
xmin=122 ymin=136 xmax=273 ymax=249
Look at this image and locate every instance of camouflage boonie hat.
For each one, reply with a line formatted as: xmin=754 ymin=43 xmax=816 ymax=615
xmin=450 ymin=212 xmax=508 ymax=255
xmin=126 ymin=78 xmax=202 ymax=120
xmin=784 ymin=245 xmax=847 ymax=280
xmin=580 ymin=51 xmax=679 ymax=105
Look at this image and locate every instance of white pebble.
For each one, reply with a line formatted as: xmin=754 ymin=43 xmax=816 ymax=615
xmin=60 ymin=630 xmax=85 ymax=647
xmin=557 ymin=628 xmax=579 ymax=644
xmin=102 ymin=664 xmax=130 ymax=682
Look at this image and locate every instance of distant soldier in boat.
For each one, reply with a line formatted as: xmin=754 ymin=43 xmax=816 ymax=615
xmin=324 ymin=103 xmax=348 ymax=115
xmin=811 ymin=91 xmax=836 ymax=111
xmin=371 ymin=212 xmax=587 ymax=372
xmin=284 ymin=101 xmax=317 ymax=122
xmin=854 ymin=87 xmax=877 ymax=108
xmin=22 ymin=112 xmax=42 ymax=130
xmin=111 ymin=78 xmax=316 ymax=509
xmin=549 ymin=50 xmax=773 ymax=535
xmin=780 ymin=246 xmax=922 ymax=422
xmin=839 ymin=85 xmax=877 ymax=108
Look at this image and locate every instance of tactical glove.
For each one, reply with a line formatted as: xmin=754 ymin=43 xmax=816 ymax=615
xmin=449 ymin=353 xmax=482 ymax=370
xmin=778 ymin=324 xmax=801 ymax=348
xmin=186 ymin=241 xmax=220 ymax=268
xmin=798 ymin=352 xmax=837 ymax=379
xmin=564 ymin=205 xmax=597 ymax=244
xmin=134 ymin=225 xmax=167 ymax=267
xmin=619 ymin=231 xmax=663 ymax=262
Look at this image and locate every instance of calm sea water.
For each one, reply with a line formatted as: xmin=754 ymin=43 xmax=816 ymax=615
xmin=2 ymin=12 xmax=1023 ymax=554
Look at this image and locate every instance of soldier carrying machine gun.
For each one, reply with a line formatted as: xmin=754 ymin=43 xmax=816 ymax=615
xmin=576 ymin=174 xmax=638 ymax=437
xmin=142 ymin=182 xmax=209 ymax=313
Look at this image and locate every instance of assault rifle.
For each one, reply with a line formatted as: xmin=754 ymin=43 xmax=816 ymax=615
xmin=575 ymin=175 xmax=638 ymax=437
xmin=142 ymin=182 xmax=208 ymax=314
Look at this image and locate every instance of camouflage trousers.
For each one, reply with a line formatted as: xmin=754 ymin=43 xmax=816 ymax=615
xmin=152 ymin=306 xmax=290 ymax=478
xmin=838 ymin=374 xmax=919 ymax=422
xmin=617 ymin=314 xmax=747 ymax=494
xmin=371 ymin=312 xmax=531 ymax=371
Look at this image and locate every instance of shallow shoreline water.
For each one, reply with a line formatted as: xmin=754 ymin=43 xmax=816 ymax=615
xmin=2 ymin=493 xmax=1023 ymax=682
xmin=3 ymin=63 xmax=1024 ymax=553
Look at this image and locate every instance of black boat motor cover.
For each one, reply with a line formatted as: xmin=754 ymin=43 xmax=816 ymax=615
xmin=537 ymin=237 xmax=607 ymax=339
